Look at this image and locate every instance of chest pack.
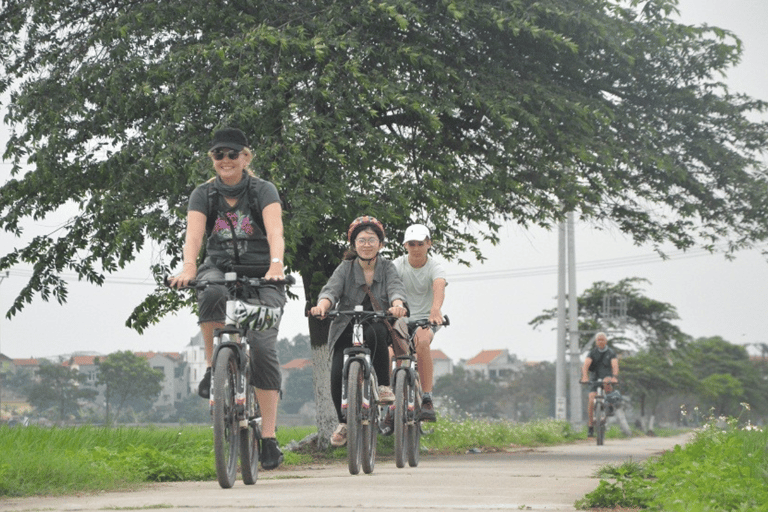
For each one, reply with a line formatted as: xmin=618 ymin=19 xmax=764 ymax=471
xmin=204 ymin=178 xmax=267 ymax=238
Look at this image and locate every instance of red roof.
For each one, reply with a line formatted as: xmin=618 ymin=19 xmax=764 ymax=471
xmin=282 ymin=358 xmax=312 ymax=370
xmin=63 ymin=355 xmax=99 ymax=367
xmin=135 ymin=351 xmax=181 ymax=361
xmin=466 ymin=350 xmax=505 ymax=365
xmin=431 ymin=349 xmax=450 ymax=360
xmin=12 ymin=358 xmax=39 ymax=367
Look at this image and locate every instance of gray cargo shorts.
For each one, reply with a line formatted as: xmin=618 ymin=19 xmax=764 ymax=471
xmin=197 ymin=266 xmax=286 ymax=391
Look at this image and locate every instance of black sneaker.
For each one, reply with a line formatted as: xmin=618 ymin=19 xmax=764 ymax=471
xmin=587 ymin=426 xmax=594 ymax=437
xmin=198 ymin=367 xmax=211 ymax=399
xmin=261 ymin=438 xmax=283 ymax=470
xmin=420 ymin=397 xmax=437 ymax=422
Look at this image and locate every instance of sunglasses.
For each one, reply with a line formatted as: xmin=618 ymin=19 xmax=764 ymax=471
xmin=211 ymin=149 xmax=241 ymax=161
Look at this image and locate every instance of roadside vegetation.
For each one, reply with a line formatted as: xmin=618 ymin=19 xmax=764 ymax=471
xmin=576 ymin=407 xmax=768 ymax=511
xmin=0 ymin=418 xmax=596 ymax=498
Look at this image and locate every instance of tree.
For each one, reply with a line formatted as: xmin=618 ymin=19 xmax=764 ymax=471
xmin=530 ymin=277 xmax=691 ymax=352
xmin=434 ymin=367 xmax=501 ymax=417
xmin=281 ymin=366 xmax=314 ymax=414
xmin=2 ymin=0 xmax=768 ymax=444
xmin=620 ymin=349 xmax=697 ymax=432
xmin=277 ymin=334 xmax=311 ymax=364
xmin=27 ymin=360 xmax=97 ymax=423
xmin=683 ymin=336 xmax=767 ymax=417
xmin=95 ymin=351 xmax=163 ymax=426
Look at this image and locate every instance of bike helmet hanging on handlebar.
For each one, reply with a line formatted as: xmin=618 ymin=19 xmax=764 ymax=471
xmin=232 ymin=302 xmax=283 ymax=331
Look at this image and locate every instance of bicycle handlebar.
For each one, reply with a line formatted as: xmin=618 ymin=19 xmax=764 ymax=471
xmin=580 ymin=379 xmax=619 ymax=387
xmin=408 ymin=315 xmax=450 ymax=328
xmin=324 ymin=309 xmax=393 ymax=321
xmin=165 ymin=274 xmax=296 ymax=290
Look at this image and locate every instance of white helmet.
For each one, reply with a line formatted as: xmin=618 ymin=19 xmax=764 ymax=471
xmin=232 ymin=302 xmax=282 ymax=331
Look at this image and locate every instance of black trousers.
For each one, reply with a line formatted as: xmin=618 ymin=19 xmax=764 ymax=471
xmin=331 ymin=321 xmax=391 ymax=423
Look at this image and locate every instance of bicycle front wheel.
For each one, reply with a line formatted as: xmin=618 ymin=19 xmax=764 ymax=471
xmin=407 ymin=377 xmax=421 ymax=467
xmin=239 ymin=383 xmax=260 ymax=485
xmin=595 ymin=400 xmax=605 ymax=446
xmin=213 ymin=347 xmax=239 ymax=488
xmin=393 ymin=373 xmax=407 ymax=468
xmin=361 ymin=379 xmax=377 ymax=475
xmin=346 ymin=360 xmax=363 ymax=475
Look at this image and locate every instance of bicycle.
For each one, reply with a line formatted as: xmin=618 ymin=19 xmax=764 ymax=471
xmin=385 ymin=316 xmax=448 ymax=468
xmin=168 ymin=272 xmax=295 ymax=488
xmin=581 ymin=379 xmax=620 ymax=446
xmin=323 ymin=306 xmax=393 ymax=475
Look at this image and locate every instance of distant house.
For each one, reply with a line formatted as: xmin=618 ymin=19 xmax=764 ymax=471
xmin=135 ymin=352 xmax=187 ymax=411
xmin=281 ymin=358 xmax=312 ymax=390
xmin=182 ymin=331 xmax=206 ymax=395
xmin=63 ymin=355 xmax=101 ymax=387
xmin=9 ymin=358 xmax=40 ymax=380
xmin=463 ymin=349 xmax=522 ymax=379
xmin=431 ymin=349 xmax=453 ymax=380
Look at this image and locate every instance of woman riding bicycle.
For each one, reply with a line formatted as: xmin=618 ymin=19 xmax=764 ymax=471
xmin=168 ymin=127 xmax=287 ymax=470
xmin=309 ymin=216 xmax=408 ymax=447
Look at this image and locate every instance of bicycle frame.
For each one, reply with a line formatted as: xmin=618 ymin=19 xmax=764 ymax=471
xmin=339 ymin=306 xmax=384 ymax=420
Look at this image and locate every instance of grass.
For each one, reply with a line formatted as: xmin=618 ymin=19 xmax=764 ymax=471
xmin=0 ymin=418 xmax=583 ymax=498
xmin=575 ymin=413 xmax=768 ymax=511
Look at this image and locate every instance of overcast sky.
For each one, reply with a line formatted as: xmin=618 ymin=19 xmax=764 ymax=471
xmin=1 ymin=0 xmax=767 ymax=363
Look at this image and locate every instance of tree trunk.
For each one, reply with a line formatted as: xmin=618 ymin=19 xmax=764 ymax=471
xmin=308 ymin=312 xmax=335 ymax=451
xmin=647 ymin=414 xmax=656 ymax=433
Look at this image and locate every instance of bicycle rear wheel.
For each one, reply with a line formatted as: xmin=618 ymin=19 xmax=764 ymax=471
xmin=213 ymin=347 xmax=239 ymax=488
xmin=361 ymin=379 xmax=377 ymax=475
xmin=393 ymin=374 xmax=407 ymax=468
xmin=595 ymin=400 xmax=605 ymax=446
xmin=407 ymin=377 xmax=421 ymax=467
xmin=239 ymin=384 xmax=260 ymax=485
xmin=346 ymin=360 xmax=363 ymax=475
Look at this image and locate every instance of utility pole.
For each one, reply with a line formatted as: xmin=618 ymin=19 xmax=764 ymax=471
xmin=567 ymin=212 xmax=582 ymax=425
xmin=555 ymin=222 xmax=567 ymax=420
xmin=556 ymin=214 xmax=583 ymax=424
xmin=0 ymin=271 xmax=9 ymax=415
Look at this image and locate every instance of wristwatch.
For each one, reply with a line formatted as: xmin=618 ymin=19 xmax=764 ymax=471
xmin=271 ymin=258 xmax=283 ymax=265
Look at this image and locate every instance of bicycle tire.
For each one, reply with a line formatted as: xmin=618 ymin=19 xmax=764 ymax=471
xmin=393 ymin=373 xmax=407 ymax=468
xmin=595 ymin=400 xmax=605 ymax=446
xmin=213 ymin=347 xmax=239 ymax=488
xmin=407 ymin=376 xmax=421 ymax=467
xmin=361 ymin=378 xmax=377 ymax=475
xmin=346 ymin=360 xmax=363 ymax=475
xmin=239 ymin=384 xmax=260 ymax=485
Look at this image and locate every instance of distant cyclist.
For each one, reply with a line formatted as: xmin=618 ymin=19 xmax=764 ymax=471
xmin=309 ymin=216 xmax=408 ymax=447
xmin=581 ymin=332 xmax=618 ymax=437
xmin=168 ymin=127 xmax=286 ymax=470
xmin=393 ymin=223 xmax=447 ymax=422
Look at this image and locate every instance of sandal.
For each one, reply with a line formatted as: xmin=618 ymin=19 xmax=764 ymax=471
xmin=330 ymin=423 xmax=347 ymax=447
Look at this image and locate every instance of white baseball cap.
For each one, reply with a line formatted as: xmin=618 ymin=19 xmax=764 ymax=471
xmin=403 ymin=224 xmax=431 ymax=243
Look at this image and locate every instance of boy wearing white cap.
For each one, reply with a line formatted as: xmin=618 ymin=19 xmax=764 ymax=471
xmin=393 ymin=224 xmax=447 ymax=421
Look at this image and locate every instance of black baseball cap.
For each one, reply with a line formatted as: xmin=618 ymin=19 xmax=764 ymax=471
xmin=210 ymin=127 xmax=248 ymax=151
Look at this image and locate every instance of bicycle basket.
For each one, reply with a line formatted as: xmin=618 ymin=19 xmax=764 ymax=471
xmin=232 ymin=302 xmax=282 ymax=331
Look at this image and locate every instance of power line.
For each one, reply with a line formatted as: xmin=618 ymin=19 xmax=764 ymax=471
xmin=446 ymin=244 xmax=764 ymax=282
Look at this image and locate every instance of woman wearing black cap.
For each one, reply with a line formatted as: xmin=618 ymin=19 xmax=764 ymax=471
xmin=169 ymin=127 xmax=286 ymax=470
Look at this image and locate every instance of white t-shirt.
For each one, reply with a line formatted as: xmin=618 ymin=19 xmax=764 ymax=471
xmin=393 ymin=254 xmax=448 ymax=321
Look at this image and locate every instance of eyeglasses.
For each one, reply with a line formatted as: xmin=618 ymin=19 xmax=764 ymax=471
xmin=211 ymin=149 xmax=241 ymax=161
xmin=356 ymin=237 xmax=380 ymax=246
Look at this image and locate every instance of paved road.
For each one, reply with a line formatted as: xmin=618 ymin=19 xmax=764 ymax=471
xmin=2 ymin=433 xmax=691 ymax=511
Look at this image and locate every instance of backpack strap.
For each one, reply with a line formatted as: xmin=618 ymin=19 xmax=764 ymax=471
xmin=205 ymin=177 xmax=267 ymax=237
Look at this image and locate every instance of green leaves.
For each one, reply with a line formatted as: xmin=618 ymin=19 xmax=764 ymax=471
xmin=1 ymin=0 xmax=767 ymax=327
